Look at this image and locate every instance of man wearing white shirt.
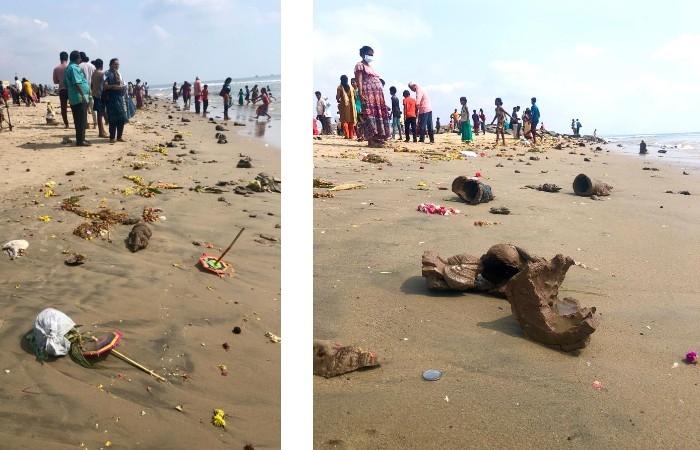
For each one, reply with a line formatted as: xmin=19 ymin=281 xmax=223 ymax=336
xmin=79 ymin=52 xmax=97 ymax=128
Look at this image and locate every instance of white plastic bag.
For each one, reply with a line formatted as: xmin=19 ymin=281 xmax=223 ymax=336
xmin=33 ymin=308 xmax=76 ymax=357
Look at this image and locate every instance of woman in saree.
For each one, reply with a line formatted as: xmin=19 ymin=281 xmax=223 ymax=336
xmin=134 ymin=79 xmax=144 ymax=109
xmin=336 ymin=75 xmax=356 ymax=139
xmin=354 ymin=46 xmax=390 ymax=147
xmin=104 ymin=58 xmax=128 ymax=143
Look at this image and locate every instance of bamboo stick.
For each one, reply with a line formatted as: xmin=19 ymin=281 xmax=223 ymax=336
xmin=215 ymin=227 xmax=245 ymax=264
xmin=111 ymin=349 xmax=166 ymax=382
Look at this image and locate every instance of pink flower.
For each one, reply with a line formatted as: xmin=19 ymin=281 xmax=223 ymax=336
xmin=685 ymin=351 xmax=697 ymax=364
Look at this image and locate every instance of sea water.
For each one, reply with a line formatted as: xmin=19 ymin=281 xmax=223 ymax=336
xmin=148 ymin=77 xmax=281 ymax=147
xmin=606 ymin=132 xmax=700 ymax=168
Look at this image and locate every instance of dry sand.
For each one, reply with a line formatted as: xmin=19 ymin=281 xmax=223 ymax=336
xmin=0 ymin=99 xmax=280 ymax=449
xmin=314 ymin=130 xmax=700 ymax=449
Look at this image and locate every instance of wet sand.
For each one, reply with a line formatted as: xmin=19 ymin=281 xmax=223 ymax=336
xmin=313 ymin=130 xmax=700 ymax=449
xmin=0 ymin=100 xmax=280 ymax=449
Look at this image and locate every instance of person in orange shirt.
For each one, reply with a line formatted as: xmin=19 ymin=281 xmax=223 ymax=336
xmin=402 ymin=89 xmax=417 ymax=142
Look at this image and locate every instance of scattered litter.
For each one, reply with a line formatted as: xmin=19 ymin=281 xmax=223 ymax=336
xmin=452 ymin=176 xmax=494 ymax=204
xmin=3 ymin=240 xmax=29 ymax=259
xmin=313 ymin=340 xmax=379 ymax=377
xmin=265 ymin=331 xmax=281 ymax=343
xmin=422 ymin=369 xmax=442 ymax=381
xmin=524 ymin=183 xmax=562 ymax=193
xmin=313 ymin=178 xmax=335 ymax=189
xmin=474 ymin=220 xmax=501 ymax=226
xmin=460 ymin=150 xmax=477 ymax=158
xmin=592 ymin=380 xmax=604 ymax=391
xmin=211 ymin=409 xmax=227 ymax=428
xmin=126 ymin=223 xmax=152 ymax=252
xmin=329 ymin=183 xmax=366 ymax=192
xmin=37 ymin=215 xmax=52 ymax=223
xmin=489 ymin=207 xmax=510 ymax=215
xmin=417 ymin=203 xmax=460 ymax=216
xmin=217 ymin=364 xmax=229 ymax=376
xmin=313 ymin=191 xmax=335 ymax=198
xmin=175 ymin=405 xmax=183 ymax=412
xmin=362 ymin=153 xmax=389 ymax=164
xmin=685 ymin=351 xmax=697 ymax=364
xmin=64 ymin=253 xmax=86 ymax=266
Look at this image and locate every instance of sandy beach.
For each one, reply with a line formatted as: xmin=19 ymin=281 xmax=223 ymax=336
xmin=313 ymin=130 xmax=700 ymax=449
xmin=0 ymin=99 xmax=280 ymax=449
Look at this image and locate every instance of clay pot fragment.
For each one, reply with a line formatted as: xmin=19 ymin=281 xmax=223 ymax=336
xmin=452 ymin=176 xmax=494 ymax=205
xmin=313 ymin=340 xmax=379 ymax=378
xmin=573 ymin=174 xmax=613 ymax=197
xmin=504 ymin=254 xmax=599 ymax=351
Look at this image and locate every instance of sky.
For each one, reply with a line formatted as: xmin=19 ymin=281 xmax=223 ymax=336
xmin=314 ymin=0 xmax=700 ymax=136
xmin=0 ymin=0 xmax=280 ymax=86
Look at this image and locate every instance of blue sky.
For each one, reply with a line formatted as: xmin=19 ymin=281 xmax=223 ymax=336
xmin=0 ymin=0 xmax=280 ymax=86
xmin=314 ymin=0 xmax=700 ymax=136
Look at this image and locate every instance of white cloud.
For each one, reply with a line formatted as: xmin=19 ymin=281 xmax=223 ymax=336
xmin=424 ymin=81 xmax=475 ymax=94
xmin=79 ymin=31 xmax=97 ymax=46
xmin=153 ymin=24 xmax=171 ymax=40
xmin=0 ymin=14 xmax=21 ymax=26
xmin=574 ymin=44 xmax=601 ymax=58
xmin=32 ymin=18 xmax=48 ymax=29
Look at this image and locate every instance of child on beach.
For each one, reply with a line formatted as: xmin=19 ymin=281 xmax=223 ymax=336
xmin=472 ymin=109 xmax=480 ymax=135
xmin=256 ymin=88 xmax=272 ymax=120
xmin=201 ymin=84 xmax=209 ymax=116
xmin=45 ymin=102 xmax=58 ymax=125
xmin=402 ymin=89 xmax=417 ymax=142
xmin=460 ymin=97 xmax=472 ymax=142
xmin=490 ymin=97 xmax=511 ymax=146
xmin=479 ymin=108 xmax=486 ymax=133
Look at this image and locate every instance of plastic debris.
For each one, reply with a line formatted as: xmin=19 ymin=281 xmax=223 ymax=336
xmin=422 ymin=369 xmax=442 ymax=381
xmin=3 ymin=240 xmax=29 ymax=259
xmin=592 ymin=380 xmax=604 ymax=391
xmin=265 ymin=331 xmax=281 ymax=343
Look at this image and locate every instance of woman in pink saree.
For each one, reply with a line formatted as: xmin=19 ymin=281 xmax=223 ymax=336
xmin=354 ymin=46 xmax=391 ymax=147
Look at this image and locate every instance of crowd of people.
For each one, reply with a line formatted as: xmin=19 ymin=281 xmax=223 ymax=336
xmin=50 ymin=50 xmax=140 ymax=145
xmin=172 ymin=80 xmax=275 ymax=121
xmin=313 ymin=45 xmax=562 ymax=148
xmin=2 ymin=50 xmax=146 ymax=143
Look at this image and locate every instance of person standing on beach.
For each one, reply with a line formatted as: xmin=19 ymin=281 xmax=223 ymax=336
xmin=201 ymin=84 xmax=209 ymax=116
xmin=576 ymin=119 xmax=582 ymax=136
xmin=315 ymin=91 xmax=329 ymax=134
xmin=221 ymin=77 xmax=232 ymax=120
xmin=489 ymin=97 xmax=511 ymax=146
xmin=336 ymin=75 xmax=357 ymax=139
xmin=402 ymin=89 xmax=417 ymax=142
xmin=523 ymin=107 xmax=532 ymax=139
xmin=530 ymin=97 xmax=540 ymax=144
xmin=571 ymin=119 xmax=576 ymax=136
xmin=79 ymin=52 xmax=97 ymax=127
xmin=388 ymin=86 xmax=402 ymax=140
xmin=180 ymin=81 xmax=191 ymax=110
xmin=460 ymin=97 xmax=473 ymax=142
xmin=355 ymin=46 xmax=391 ymax=147
xmin=53 ymin=51 xmax=69 ymax=128
xmin=172 ymin=82 xmax=178 ymax=102
xmin=351 ymin=78 xmax=363 ymax=140
xmin=436 ymin=117 xmax=441 ymax=133
xmin=479 ymin=108 xmax=486 ymax=134
xmin=63 ymin=50 xmax=91 ymax=146
xmin=245 ymin=85 xmax=250 ymax=105
xmin=90 ymin=58 xmax=108 ymax=138
xmin=472 ymin=109 xmax=480 ymax=135
xmin=510 ymin=106 xmax=520 ymax=138
xmin=238 ymin=88 xmax=244 ymax=106
xmin=408 ymin=82 xmax=434 ymax=144
xmin=134 ymin=79 xmax=144 ymax=109
xmin=104 ymin=58 xmax=128 ymax=143
xmin=256 ymin=87 xmax=272 ymax=120
xmin=193 ymin=77 xmax=202 ymax=114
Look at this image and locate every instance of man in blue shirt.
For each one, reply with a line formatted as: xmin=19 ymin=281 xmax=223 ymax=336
xmin=530 ymin=97 xmax=540 ymax=144
xmin=64 ymin=50 xmax=92 ymax=146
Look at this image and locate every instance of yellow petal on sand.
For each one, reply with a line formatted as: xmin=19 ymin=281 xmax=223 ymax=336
xmin=105 ymin=441 xmax=112 ymax=447
xmin=212 ymin=408 xmax=226 ymax=428
xmin=37 ymin=215 xmax=52 ymax=222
